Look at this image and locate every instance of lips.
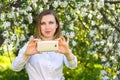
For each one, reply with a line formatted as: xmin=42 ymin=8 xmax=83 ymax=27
xmin=45 ymin=31 xmax=51 ymax=34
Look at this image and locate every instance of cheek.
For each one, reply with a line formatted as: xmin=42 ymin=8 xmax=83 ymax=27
xmin=53 ymin=24 xmax=58 ymax=30
xmin=40 ymin=26 xmax=45 ymax=31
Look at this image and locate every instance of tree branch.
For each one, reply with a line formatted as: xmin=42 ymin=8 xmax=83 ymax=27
xmin=1 ymin=0 xmax=24 ymax=10
xmin=105 ymin=0 xmax=120 ymax=4
xmin=0 ymin=34 xmax=4 ymax=46
xmin=100 ymin=8 xmax=120 ymax=33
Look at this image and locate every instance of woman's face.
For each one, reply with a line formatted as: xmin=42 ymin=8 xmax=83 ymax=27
xmin=40 ymin=14 xmax=58 ymax=40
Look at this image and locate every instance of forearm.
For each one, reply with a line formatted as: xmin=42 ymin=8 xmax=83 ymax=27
xmin=22 ymin=53 xmax=31 ymax=60
xmin=11 ymin=42 xmax=30 ymax=71
xmin=11 ymin=54 xmax=29 ymax=71
xmin=65 ymin=52 xmax=75 ymax=61
xmin=64 ymin=50 xmax=78 ymax=69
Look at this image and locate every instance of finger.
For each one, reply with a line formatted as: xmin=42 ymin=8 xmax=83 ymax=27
xmin=28 ymin=39 xmax=37 ymax=48
xmin=55 ymin=38 xmax=61 ymax=41
xmin=57 ymin=49 xmax=62 ymax=54
xmin=67 ymin=35 xmax=70 ymax=43
xmin=60 ymin=36 xmax=66 ymax=42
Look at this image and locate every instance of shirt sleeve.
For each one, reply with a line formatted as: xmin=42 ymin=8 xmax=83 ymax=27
xmin=11 ymin=42 xmax=30 ymax=72
xmin=63 ymin=50 xmax=77 ymax=69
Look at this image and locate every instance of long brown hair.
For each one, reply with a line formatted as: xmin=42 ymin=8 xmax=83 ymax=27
xmin=36 ymin=9 xmax=61 ymax=40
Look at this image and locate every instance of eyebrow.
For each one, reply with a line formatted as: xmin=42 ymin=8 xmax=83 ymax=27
xmin=40 ymin=20 xmax=55 ymax=24
xmin=40 ymin=22 xmax=45 ymax=25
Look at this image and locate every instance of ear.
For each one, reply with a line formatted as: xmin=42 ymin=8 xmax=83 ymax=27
xmin=56 ymin=23 xmax=58 ymax=28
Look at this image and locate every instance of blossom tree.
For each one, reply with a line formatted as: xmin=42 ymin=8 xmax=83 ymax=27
xmin=0 ymin=0 xmax=120 ymax=80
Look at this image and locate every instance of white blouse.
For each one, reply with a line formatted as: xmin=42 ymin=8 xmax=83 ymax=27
xmin=11 ymin=42 xmax=77 ymax=80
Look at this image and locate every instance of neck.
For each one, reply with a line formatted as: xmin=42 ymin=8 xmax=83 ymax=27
xmin=42 ymin=37 xmax=54 ymax=41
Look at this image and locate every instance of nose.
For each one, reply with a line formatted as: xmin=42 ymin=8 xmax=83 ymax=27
xmin=45 ymin=24 xmax=50 ymax=29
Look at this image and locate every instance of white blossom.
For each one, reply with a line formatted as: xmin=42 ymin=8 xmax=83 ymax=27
xmin=100 ymin=70 xmax=107 ymax=75
xmin=7 ymin=12 xmax=15 ymax=18
xmin=91 ymin=21 xmax=96 ymax=26
xmin=76 ymin=9 xmax=80 ymax=14
xmin=66 ymin=15 xmax=71 ymax=21
xmin=106 ymin=3 xmax=111 ymax=9
xmin=70 ymin=32 xmax=75 ymax=38
xmin=15 ymin=12 xmax=19 ymax=17
xmin=14 ymin=22 xmax=19 ymax=26
xmin=0 ymin=13 xmax=5 ymax=21
xmin=100 ymin=40 xmax=106 ymax=46
xmin=39 ymin=6 xmax=43 ymax=13
xmin=43 ymin=0 xmax=48 ymax=4
xmin=11 ymin=34 xmax=16 ymax=41
xmin=32 ymin=2 xmax=37 ymax=9
xmin=101 ymin=56 xmax=107 ymax=62
xmin=117 ymin=51 xmax=120 ymax=56
xmin=72 ymin=40 xmax=77 ymax=46
xmin=105 ymin=62 xmax=110 ymax=67
xmin=108 ymin=27 xmax=115 ymax=32
xmin=94 ymin=41 xmax=100 ymax=45
xmin=62 ymin=30 xmax=66 ymax=36
xmin=89 ymin=29 xmax=98 ymax=37
xmin=110 ymin=56 xmax=116 ymax=63
xmin=32 ymin=0 xmax=38 ymax=3
xmin=21 ymin=24 xmax=26 ymax=28
xmin=12 ymin=7 xmax=15 ymax=11
xmin=61 ymin=1 xmax=68 ymax=8
xmin=84 ymin=0 xmax=90 ymax=6
xmin=26 ymin=6 xmax=32 ymax=11
xmin=92 ymin=11 xmax=97 ymax=15
xmin=9 ymin=44 xmax=14 ymax=51
xmin=19 ymin=10 xmax=27 ymax=15
xmin=20 ymin=34 xmax=26 ymax=41
xmin=2 ymin=31 xmax=9 ymax=38
xmin=107 ymin=35 xmax=113 ymax=41
xmin=89 ymin=30 xmax=95 ymax=37
xmin=81 ymin=12 xmax=88 ymax=17
xmin=28 ymin=13 xmax=33 ymax=24
xmin=118 ymin=43 xmax=120 ymax=48
xmin=99 ymin=24 xmax=109 ymax=29
xmin=117 ymin=70 xmax=120 ymax=74
xmin=66 ymin=32 xmax=70 ymax=36
xmin=111 ymin=4 xmax=115 ymax=10
xmin=81 ymin=7 xmax=87 ymax=12
xmin=52 ymin=1 xmax=59 ymax=8
xmin=69 ymin=23 xmax=74 ymax=30
xmin=97 ymin=0 xmax=104 ymax=9
xmin=101 ymin=75 xmax=110 ymax=80
xmin=88 ymin=13 xmax=92 ymax=19
xmin=3 ymin=43 xmax=13 ymax=52
xmin=97 ymin=14 xmax=103 ymax=19
xmin=46 ymin=5 xmax=50 ymax=9
xmin=88 ymin=50 xmax=96 ymax=55
xmin=107 ymin=41 xmax=113 ymax=48
xmin=60 ymin=22 xmax=63 ymax=28
xmin=3 ymin=39 xmax=11 ymax=45
xmin=2 ymin=21 xmax=11 ymax=28
xmin=113 ymin=75 xmax=119 ymax=80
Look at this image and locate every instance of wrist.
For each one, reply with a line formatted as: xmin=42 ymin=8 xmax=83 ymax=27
xmin=65 ymin=50 xmax=75 ymax=61
xmin=22 ymin=54 xmax=30 ymax=60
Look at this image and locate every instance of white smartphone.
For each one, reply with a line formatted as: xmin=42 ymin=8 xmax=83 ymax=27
xmin=37 ymin=40 xmax=58 ymax=52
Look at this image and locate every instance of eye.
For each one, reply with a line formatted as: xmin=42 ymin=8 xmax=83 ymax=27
xmin=40 ymin=22 xmax=45 ymax=25
xmin=49 ymin=21 xmax=54 ymax=24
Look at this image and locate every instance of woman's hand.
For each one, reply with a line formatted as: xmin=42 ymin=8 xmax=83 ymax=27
xmin=58 ymin=36 xmax=75 ymax=61
xmin=24 ymin=39 xmax=38 ymax=57
xmin=58 ymin=36 xmax=70 ymax=56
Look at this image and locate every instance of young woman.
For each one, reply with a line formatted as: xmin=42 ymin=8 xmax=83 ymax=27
xmin=11 ymin=9 xmax=77 ymax=80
